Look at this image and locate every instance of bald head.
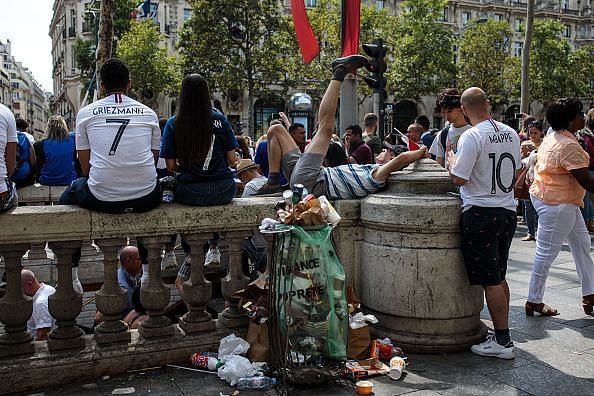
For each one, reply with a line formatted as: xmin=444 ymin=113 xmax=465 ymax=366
xmin=21 ymin=269 xmax=41 ymax=296
xmin=119 ymin=245 xmax=142 ymax=276
xmin=460 ymin=87 xmax=491 ymax=125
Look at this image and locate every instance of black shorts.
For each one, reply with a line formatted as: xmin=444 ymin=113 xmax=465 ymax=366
xmin=460 ymin=206 xmax=517 ymax=286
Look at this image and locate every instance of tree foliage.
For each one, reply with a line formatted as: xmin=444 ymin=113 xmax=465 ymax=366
xmin=386 ymin=0 xmax=456 ymax=101
xmin=457 ymin=19 xmax=516 ymax=109
xmin=178 ymin=0 xmax=286 ymax=134
xmin=116 ymin=20 xmax=181 ymax=108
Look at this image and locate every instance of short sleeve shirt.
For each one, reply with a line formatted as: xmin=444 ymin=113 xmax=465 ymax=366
xmin=529 ymin=130 xmax=589 ymax=207
xmin=429 ymin=124 xmax=471 ymax=168
xmin=0 ymin=103 xmax=17 ymax=193
xmin=363 ymin=134 xmax=382 ymax=155
xmin=160 ymin=110 xmax=238 ymax=183
xmin=27 ymin=284 xmax=56 ymax=338
xmin=350 ymin=142 xmax=374 ymax=164
xmin=118 ymin=266 xmax=138 ymax=317
xmin=451 ymin=119 xmax=521 ymax=212
xmin=75 ymin=94 xmax=160 ymax=201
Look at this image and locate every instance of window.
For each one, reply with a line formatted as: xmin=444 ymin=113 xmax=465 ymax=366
xmin=70 ymin=9 xmax=76 ymax=33
xmin=376 ymin=0 xmax=385 ymax=9
xmin=494 ymin=13 xmax=504 ymax=21
xmin=564 ymin=24 xmax=571 ymax=38
xmin=13 ymin=102 xmax=19 ymax=110
xmin=440 ymin=7 xmax=449 ymax=22
xmin=150 ymin=2 xmax=158 ymax=20
xmin=561 ymin=0 xmax=569 ymax=9
xmin=305 ymin=0 xmax=317 ymax=7
xmin=515 ymin=18 xmax=523 ymax=32
xmin=183 ymin=8 xmax=192 ymax=21
xmin=591 ymin=26 xmax=594 ymax=38
xmin=462 ymin=11 xmax=472 ymax=26
xmin=513 ymin=42 xmax=523 ymax=57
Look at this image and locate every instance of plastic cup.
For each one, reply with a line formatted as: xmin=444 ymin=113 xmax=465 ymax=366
xmin=388 ymin=356 xmax=406 ymax=380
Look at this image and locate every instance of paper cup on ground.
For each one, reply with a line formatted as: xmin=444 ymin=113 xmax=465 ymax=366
xmin=388 ymin=356 xmax=406 ymax=380
xmin=355 ymin=380 xmax=373 ymax=395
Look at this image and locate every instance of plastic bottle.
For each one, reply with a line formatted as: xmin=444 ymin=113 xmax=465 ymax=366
xmin=236 ymin=376 xmax=277 ymax=390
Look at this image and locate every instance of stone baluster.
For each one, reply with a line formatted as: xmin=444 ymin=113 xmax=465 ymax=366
xmin=94 ymin=238 xmax=130 ymax=346
xmin=27 ymin=242 xmax=48 ymax=260
xmin=0 ymin=243 xmax=34 ymax=357
xmin=178 ymin=233 xmax=215 ymax=334
xmin=137 ymin=236 xmax=174 ymax=339
xmin=47 ymin=241 xmax=84 ymax=351
xmin=219 ymin=232 xmax=250 ymax=328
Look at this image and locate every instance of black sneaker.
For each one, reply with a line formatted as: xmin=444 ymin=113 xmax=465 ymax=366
xmin=253 ymin=183 xmax=283 ymax=196
xmin=331 ymin=55 xmax=369 ymax=74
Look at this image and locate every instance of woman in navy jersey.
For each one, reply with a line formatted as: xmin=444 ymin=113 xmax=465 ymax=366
xmin=160 ymin=74 xmax=238 ymax=291
xmin=34 ymin=116 xmax=77 ymax=186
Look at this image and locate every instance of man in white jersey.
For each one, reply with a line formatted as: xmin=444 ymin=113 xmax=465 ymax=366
xmin=448 ymin=87 xmax=521 ymax=360
xmin=429 ymin=88 xmax=471 ymax=168
xmin=255 ymin=55 xmax=426 ymax=199
xmin=0 ymin=102 xmax=17 ymax=213
xmin=60 ymin=58 xmax=161 ymax=213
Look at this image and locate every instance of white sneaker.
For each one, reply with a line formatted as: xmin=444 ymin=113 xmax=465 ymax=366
xmin=470 ymin=335 xmax=516 ymax=360
xmin=204 ymin=248 xmax=221 ymax=267
xmin=161 ymin=251 xmax=178 ymax=271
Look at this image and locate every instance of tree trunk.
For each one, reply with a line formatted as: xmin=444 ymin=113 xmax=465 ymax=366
xmin=520 ymin=0 xmax=535 ymax=115
xmin=95 ymin=0 xmax=115 ymax=98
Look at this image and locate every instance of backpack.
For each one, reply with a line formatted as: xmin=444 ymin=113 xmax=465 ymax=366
xmin=14 ymin=132 xmax=27 ymax=172
xmin=439 ymin=124 xmax=450 ymax=153
xmin=582 ymin=132 xmax=594 ymax=168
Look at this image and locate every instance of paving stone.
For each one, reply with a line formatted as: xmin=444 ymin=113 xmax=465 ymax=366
xmin=490 ymin=362 xmax=594 ymax=395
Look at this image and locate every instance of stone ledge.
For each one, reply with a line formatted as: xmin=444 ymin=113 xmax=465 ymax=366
xmin=0 ymin=323 xmax=245 ymax=394
xmin=17 ymin=184 xmax=67 ymax=205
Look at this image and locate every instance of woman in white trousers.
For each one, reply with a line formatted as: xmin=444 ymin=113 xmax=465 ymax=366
xmin=527 ymin=98 xmax=594 ymax=316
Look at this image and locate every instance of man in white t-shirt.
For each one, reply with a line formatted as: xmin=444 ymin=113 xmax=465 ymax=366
xmin=21 ymin=269 xmax=56 ymax=341
xmin=59 ymin=58 xmax=161 ymax=214
xmin=429 ymin=88 xmax=471 ymax=168
xmin=448 ymin=87 xmax=521 ymax=360
xmin=0 ymin=102 xmax=17 ymax=213
xmin=236 ymin=158 xmax=267 ymax=198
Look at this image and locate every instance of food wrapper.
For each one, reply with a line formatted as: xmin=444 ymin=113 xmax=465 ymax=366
xmin=278 ymin=197 xmax=327 ymax=226
xmin=345 ymin=358 xmax=390 ymax=380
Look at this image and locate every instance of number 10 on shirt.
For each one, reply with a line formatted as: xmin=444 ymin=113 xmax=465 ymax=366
xmin=488 ymin=152 xmax=516 ymax=194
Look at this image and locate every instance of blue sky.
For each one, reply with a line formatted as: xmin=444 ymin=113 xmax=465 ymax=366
xmin=0 ymin=0 xmax=54 ymax=93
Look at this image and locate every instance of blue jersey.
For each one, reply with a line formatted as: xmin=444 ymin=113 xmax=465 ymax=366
xmin=160 ymin=110 xmax=238 ymax=183
xmin=35 ymin=133 xmax=77 ymax=186
xmin=11 ymin=132 xmax=31 ymax=181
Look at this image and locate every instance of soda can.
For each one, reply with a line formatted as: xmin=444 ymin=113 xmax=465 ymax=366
xmin=191 ymin=352 xmax=209 ymax=369
xmin=292 ymin=184 xmax=304 ymax=204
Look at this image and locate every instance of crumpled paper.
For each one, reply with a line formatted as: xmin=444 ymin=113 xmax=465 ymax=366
xmin=349 ymin=312 xmax=378 ymax=329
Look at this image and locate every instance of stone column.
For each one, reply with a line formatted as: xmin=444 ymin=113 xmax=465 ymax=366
xmin=0 ymin=243 xmax=34 ymax=357
xmin=94 ymin=238 xmax=130 ymax=346
xmin=178 ymin=233 xmax=215 ymax=334
xmin=27 ymin=242 xmax=48 ymax=260
xmin=137 ymin=236 xmax=174 ymax=339
xmin=360 ymin=159 xmax=487 ymax=354
xmin=47 ymin=241 xmax=84 ymax=351
xmin=219 ymin=232 xmax=250 ymax=328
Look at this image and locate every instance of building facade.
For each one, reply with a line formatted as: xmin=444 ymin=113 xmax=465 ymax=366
xmin=0 ymin=39 xmax=49 ymax=137
xmin=50 ymin=0 xmax=593 ymax=136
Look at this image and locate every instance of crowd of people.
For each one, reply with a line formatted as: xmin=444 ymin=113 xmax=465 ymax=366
xmin=1 ymin=54 xmax=593 ymax=360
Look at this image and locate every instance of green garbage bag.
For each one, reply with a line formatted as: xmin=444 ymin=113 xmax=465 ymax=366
xmin=273 ymin=225 xmax=348 ymax=361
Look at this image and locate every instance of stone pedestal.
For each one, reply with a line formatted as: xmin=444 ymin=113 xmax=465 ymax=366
xmin=178 ymin=233 xmax=216 ymax=334
xmin=138 ymin=236 xmax=175 ymax=339
xmin=219 ymin=233 xmax=250 ymax=328
xmin=0 ymin=243 xmax=34 ymax=357
xmin=360 ymin=159 xmax=487 ymax=353
xmin=47 ymin=241 xmax=85 ymax=351
xmin=93 ymin=238 xmax=130 ymax=346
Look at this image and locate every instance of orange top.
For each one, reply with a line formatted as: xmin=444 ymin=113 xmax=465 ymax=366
xmin=530 ymin=130 xmax=589 ymax=206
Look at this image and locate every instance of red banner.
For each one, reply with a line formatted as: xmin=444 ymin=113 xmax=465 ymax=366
xmin=290 ymin=0 xmax=320 ymax=64
xmin=341 ymin=0 xmax=361 ymax=57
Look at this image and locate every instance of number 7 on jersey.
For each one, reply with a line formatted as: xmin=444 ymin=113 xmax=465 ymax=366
xmin=106 ymin=118 xmax=130 ymax=155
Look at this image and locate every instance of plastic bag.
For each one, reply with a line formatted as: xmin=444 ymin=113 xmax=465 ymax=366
xmin=218 ymin=334 xmax=250 ymax=358
xmin=217 ymin=355 xmax=259 ymax=386
xmin=274 ymin=225 xmax=348 ymax=360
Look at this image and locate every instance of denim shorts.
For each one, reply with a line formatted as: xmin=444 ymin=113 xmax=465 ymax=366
xmin=174 ymin=177 xmax=236 ymax=206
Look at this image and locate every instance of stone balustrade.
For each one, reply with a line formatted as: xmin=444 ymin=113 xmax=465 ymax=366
xmin=0 ymin=198 xmax=360 ymax=394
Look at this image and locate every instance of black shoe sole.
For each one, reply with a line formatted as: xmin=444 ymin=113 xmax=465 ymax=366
xmin=331 ymin=55 xmax=369 ymax=73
